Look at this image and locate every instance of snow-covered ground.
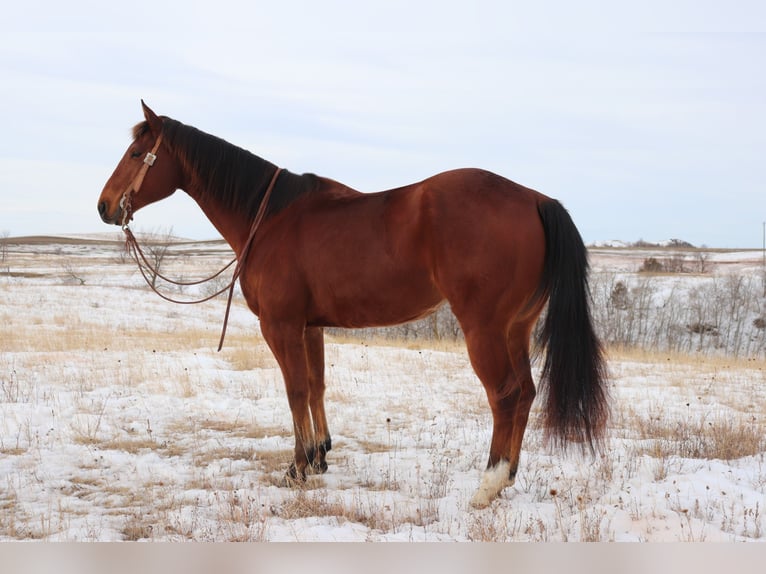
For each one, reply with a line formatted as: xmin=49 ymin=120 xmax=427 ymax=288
xmin=1 ymin=237 xmax=764 ymax=541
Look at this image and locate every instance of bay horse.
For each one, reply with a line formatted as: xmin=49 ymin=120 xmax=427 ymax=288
xmin=97 ymin=101 xmax=608 ymax=508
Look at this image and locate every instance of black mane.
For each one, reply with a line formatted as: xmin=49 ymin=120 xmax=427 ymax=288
xmin=136 ymin=118 xmax=317 ymax=219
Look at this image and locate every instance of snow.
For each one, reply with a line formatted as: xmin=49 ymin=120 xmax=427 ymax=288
xmin=590 ymin=240 xmax=630 ymax=248
xmin=0 ymin=238 xmax=764 ymax=541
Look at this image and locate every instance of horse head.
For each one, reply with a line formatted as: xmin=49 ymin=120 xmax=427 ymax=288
xmin=97 ymin=101 xmax=182 ymax=227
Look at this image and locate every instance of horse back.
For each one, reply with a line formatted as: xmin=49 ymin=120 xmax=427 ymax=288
xmin=245 ymin=168 xmax=546 ymax=328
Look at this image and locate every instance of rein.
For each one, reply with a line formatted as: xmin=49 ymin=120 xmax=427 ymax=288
xmin=120 ymin=135 xmax=282 ymax=350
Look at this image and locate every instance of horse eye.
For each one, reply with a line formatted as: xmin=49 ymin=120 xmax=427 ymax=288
xmin=130 ymin=149 xmax=142 ymax=159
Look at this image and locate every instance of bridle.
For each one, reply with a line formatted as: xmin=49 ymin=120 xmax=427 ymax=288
xmin=120 ymin=130 xmax=283 ymax=351
xmin=120 ymin=132 xmax=164 ymax=228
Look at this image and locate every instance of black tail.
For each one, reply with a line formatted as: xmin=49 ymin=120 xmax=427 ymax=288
xmin=535 ymin=199 xmax=609 ymax=452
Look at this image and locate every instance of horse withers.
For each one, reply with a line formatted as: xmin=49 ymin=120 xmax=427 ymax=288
xmin=97 ymin=101 xmax=609 ymax=508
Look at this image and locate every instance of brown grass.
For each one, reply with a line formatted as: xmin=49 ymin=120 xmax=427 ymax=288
xmin=222 ymin=340 xmax=276 ymax=371
xmin=276 ymin=489 xmax=347 ymax=520
xmin=79 ymin=437 xmax=162 ymax=454
xmin=1 ymin=321 xmax=221 ymax=354
xmin=631 ymin=410 xmax=766 ymax=462
xmin=606 ymin=345 xmax=766 ymax=370
xmin=326 ymin=331 xmax=465 ymax=353
xmin=355 ymin=439 xmax=392 ymax=454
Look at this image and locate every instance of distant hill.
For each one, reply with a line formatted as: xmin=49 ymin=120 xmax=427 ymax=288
xmin=589 ymin=238 xmax=696 ymax=249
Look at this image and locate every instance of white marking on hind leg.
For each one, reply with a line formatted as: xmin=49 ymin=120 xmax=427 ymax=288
xmin=470 ymin=460 xmax=514 ymax=508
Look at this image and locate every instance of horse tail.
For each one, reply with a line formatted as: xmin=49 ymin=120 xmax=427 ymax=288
xmin=533 ymin=198 xmax=609 ymax=452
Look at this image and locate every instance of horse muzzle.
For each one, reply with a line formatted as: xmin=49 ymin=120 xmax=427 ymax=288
xmin=97 ymin=201 xmax=123 ymax=225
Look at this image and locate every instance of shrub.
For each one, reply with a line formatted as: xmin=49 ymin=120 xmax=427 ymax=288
xmin=639 ymin=257 xmax=665 ymax=273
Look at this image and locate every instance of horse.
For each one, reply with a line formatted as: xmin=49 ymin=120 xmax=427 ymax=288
xmin=97 ymin=101 xmax=608 ymax=508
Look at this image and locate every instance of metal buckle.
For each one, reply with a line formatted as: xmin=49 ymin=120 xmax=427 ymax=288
xmin=144 ymin=152 xmax=157 ymax=166
xmin=119 ymin=192 xmax=132 ymax=228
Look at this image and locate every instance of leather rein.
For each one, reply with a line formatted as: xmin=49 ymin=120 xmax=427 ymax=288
xmin=120 ymin=133 xmax=282 ymax=351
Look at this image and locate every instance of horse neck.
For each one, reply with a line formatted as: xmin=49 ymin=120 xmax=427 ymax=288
xmin=159 ymin=118 xmax=279 ymax=256
xmin=181 ymin=165 xmax=320 ymax=257
xmin=184 ymin=183 xmax=255 ymax=256
xmin=173 ymin=155 xmax=279 ymax=257
xmin=176 ymin=157 xmax=277 ymax=257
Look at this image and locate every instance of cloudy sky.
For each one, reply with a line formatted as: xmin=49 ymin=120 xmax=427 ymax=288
xmin=1 ymin=1 xmax=764 ymax=247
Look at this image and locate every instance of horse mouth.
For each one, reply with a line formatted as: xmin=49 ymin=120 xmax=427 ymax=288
xmin=98 ymin=202 xmax=123 ymax=225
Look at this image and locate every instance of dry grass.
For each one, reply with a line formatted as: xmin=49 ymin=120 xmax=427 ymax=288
xmin=273 ymin=488 xmax=437 ymax=533
xmin=276 ymin=489 xmax=347 ymax=520
xmin=121 ymin=512 xmax=157 ymax=541
xmin=607 ymin=345 xmax=766 ymax=370
xmin=326 ymin=331 xmax=465 ymax=353
xmin=222 ymin=339 xmax=276 ymax=371
xmin=254 ymin=449 xmax=294 ymax=476
xmin=1 ymin=320 xmax=220 ymax=354
xmin=212 ymin=490 xmax=270 ymax=541
xmin=355 ymin=439 xmax=393 ymax=454
xmin=606 ymin=346 xmax=766 ymax=490
xmin=630 ymin=410 xmax=765 ymax=462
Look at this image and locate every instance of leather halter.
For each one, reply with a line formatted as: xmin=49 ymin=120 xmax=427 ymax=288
xmin=120 ymin=132 xmax=164 ymax=228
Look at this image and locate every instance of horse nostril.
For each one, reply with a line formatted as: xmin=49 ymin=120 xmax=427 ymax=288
xmin=98 ymin=202 xmax=107 ymax=216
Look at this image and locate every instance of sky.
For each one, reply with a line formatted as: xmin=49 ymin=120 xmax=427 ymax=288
xmin=1 ymin=0 xmax=765 ymax=247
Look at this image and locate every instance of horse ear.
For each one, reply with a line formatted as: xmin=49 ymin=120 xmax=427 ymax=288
xmin=141 ymin=100 xmax=163 ymax=135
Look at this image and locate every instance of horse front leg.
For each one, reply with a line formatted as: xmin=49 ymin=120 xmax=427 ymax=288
xmin=260 ymin=320 xmax=315 ymax=481
xmin=306 ymin=326 xmax=331 ymax=474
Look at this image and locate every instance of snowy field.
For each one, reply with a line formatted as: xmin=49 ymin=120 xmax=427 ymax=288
xmin=1 ymin=235 xmax=765 ymax=541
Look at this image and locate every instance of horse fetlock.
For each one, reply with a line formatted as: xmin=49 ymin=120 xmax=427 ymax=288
xmin=470 ymin=460 xmax=514 ymax=509
xmin=308 ymin=439 xmax=331 ymax=474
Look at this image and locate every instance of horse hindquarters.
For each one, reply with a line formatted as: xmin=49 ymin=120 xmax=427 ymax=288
xmin=422 ymin=177 xmax=548 ymax=507
xmin=461 ymin=197 xmax=608 ymax=507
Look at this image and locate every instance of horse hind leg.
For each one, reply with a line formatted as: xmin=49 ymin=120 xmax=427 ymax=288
xmin=464 ymin=324 xmax=536 ymax=508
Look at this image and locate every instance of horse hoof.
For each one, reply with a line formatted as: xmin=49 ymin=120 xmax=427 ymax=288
xmin=312 ymin=460 xmax=328 ymax=474
xmin=470 ymin=490 xmax=493 ymax=509
xmin=279 ymin=475 xmax=298 ymax=488
xmin=281 ymin=463 xmax=307 ymax=487
xmin=470 ymin=461 xmax=513 ymax=509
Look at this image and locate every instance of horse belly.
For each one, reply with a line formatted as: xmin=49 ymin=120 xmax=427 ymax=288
xmin=308 ymin=261 xmax=443 ymax=329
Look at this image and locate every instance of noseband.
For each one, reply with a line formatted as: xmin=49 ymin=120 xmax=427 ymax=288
xmin=120 ymin=132 xmax=164 ymax=228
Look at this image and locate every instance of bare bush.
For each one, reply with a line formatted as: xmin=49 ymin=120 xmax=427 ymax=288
xmin=0 ymin=230 xmax=9 ymax=263
xmin=143 ymin=227 xmax=176 ymax=288
xmin=589 ymin=271 xmax=766 ymax=358
xmin=638 ymin=251 xmax=713 ymax=275
xmin=639 ymin=257 xmax=665 ymax=273
xmin=334 ymin=264 xmax=764 ymax=359
xmin=328 ymin=303 xmax=463 ymax=342
xmin=62 ymin=261 xmax=86 ymax=285
xmin=119 ymin=227 xmax=178 ymax=287
xmin=694 ymin=251 xmax=712 ymax=273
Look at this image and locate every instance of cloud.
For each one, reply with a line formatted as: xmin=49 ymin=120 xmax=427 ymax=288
xmin=1 ymin=0 xmax=765 ymax=245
